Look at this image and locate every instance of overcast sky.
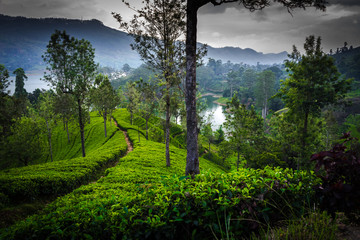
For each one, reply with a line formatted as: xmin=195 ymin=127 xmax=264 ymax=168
xmin=1 ymin=0 xmax=359 ymax=54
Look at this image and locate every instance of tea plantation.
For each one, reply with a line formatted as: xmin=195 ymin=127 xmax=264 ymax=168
xmin=0 ymin=109 xmax=327 ymax=239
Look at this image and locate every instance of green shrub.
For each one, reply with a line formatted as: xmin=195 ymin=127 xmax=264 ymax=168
xmin=0 ymin=118 xmax=128 ymax=202
xmin=253 ymin=211 xmax=337 ymax=240
xmin=2 ymin=167 xmax=318 ymax=239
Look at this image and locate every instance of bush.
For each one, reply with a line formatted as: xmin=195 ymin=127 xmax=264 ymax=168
xmin=2 ymin=168 xmax=318 ymax=240
xmin=312 ymin=132 xmax=360 ymax=219
xmin=0 ymin=123 xmax=128 ymax=202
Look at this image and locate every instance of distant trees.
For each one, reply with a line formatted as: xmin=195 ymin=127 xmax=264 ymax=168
xmin=42 ymin=30 xmax=97 ymax=157
xmin=184 ymin=0 xmax=327 ymax=175
xmin=136 ymin=78 xmax=159 ymax=140
xmin=276 ymin=35 xmax=351 ymax=168
xmin=113 ymin=0 xmax=187 ymax=167
xmin=7 ymin=116 xmax=44 ymax=166
xmin=255 ymin=70 xmax=276 ymax=120
xmin=124 ymin=81 xmax=140 ymax=125
xmin=224 ymin=93 xmax=264 ymax=170
xmin=91 ymin=74 xmax=120 ymax=137
xmin=38 ymin=92 xmax=56 ymax=162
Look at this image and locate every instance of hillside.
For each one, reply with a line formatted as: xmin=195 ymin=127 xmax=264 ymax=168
xmin=0 ymin=109 xmax=323 ymax=239
xmin=0 ymin=14 xmax=288 ymax=72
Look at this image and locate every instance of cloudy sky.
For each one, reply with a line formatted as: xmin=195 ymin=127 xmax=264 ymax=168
xmin=0 ymin=0 xmax=359 ymax=54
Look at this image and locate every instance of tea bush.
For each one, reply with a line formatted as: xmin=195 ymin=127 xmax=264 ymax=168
xmin=0 ymin=114 xmax=128 ymax=202
xmin=2 ymin=166 xmax=318 ymax=239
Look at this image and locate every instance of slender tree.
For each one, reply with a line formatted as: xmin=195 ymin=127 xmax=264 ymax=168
xmin=255 ymin=70 xmax=276 ymax=120
xmin=42 ymin=30 xmax=97 ymax=157
xmin=136 ymin=78 xmax=159 ymax=140
xmin=13 ymin=68 xmax=28 ymax=99
xmin=113 ymin=0 xmax=187 ymax=167
xmin=224 ymin=93 xmax=264 ymax=170
xmin=184 ymin=0 xmax=327 ymax=176
xmin=53 ymin=92 xmax=76 ymax=143
xmin=124 ymin=81 xmax=140 ymax=126
xmin=276 ymin=35 xmax=351 ymax=168
xmin=39 ymin=91 xmax=55 ymax=162
xmin=91 ymin=74 xmax=120 ymax=137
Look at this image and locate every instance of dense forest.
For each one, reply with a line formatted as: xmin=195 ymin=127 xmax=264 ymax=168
xmin=1 ymin=0 xmax=360 ymax=239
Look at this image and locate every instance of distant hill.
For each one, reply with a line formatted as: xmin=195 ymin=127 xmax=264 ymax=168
xmin=205 ymin=46 xmax=288 ymax=65
xmin=0 ymin=14 xmax=291 ymax=72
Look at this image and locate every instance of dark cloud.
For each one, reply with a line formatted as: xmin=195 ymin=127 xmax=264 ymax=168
xmin=0 ymin=0 xmax=359 ymax=55
xmin=328 ymin=0 xmax=360 ymax=7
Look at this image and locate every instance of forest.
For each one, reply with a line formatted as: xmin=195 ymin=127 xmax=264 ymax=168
xmin=1 ymin=0 xmax=360 ymax=239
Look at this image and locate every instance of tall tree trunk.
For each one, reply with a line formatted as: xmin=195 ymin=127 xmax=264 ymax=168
xmin=166 ymin=88 xmax=171 ymax=167
xmin=45 ymin=118 xmax=53 ymax=162
xmin=185 ymin=3 xmax=200 ymax=176
xmin=103 ymin=110 xmax=107 ymax=137
xmin=77 ymin=98 xmax=86 ymax=157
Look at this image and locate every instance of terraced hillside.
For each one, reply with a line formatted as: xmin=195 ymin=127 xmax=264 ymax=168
xmin=0 ymin=109 xmax=317 ymax=239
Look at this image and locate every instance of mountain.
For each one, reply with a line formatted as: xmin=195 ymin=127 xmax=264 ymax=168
xmin=0 ymin=14 xmax=288 ymax=72
xmin=205 ymin=46 xmax=288 ymax=65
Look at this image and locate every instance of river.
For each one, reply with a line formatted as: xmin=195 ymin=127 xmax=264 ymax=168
xmin=201 ymin=95 xmax=227 ymax=131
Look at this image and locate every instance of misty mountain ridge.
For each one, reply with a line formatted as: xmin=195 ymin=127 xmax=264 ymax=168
xmin=0 ymin=14 xmax=288 ymax=72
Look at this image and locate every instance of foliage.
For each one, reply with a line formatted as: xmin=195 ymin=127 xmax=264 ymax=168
xmin=276 ymin=35 xmax=351 ymax=164
xmin=0 ymin=64 xmax=10 ymax=95
xmin=13 ymin=68 xmax=28 ymax=99
xmin=253 ymin=211 xmax=337 ymax=240
xmin=42 ymin=30 xmax=98 ymax=157
xmin=0 ymin=113 xmax=127 ymax=201
xmin=5 ymin=117 xmax=44 ymax=166
xmin=1 ymin=164 xmax=318 ymax=239
xmin=255 ymin=70 xmax=276 ymax=120
xmin=91 ymin=74 xmax=120 ymax=137
xmin=312 ymin=133 xmax=360 ymax=219
xmin=269 ymin=111 xmax=326 ymax=169
xmin=224 ymin=93 xmax=264 ymax=170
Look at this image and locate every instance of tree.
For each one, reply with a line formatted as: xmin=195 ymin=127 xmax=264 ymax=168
xmin=224 ymin=93 xmax=264 ymax=170
xmin=13 ymin=68 xmax=28 ymax=99
xmin=227 ymin=70 xmax=240 ymax=98
xmin=136 ymin=78 xmax=159 ymax=140
xmin=124 ymin=81 xmax=140 ymax=125
xmin=53 ymin=92 xmax=76 ymax=143
xmin=0 ymin=64 xmax=10 ymax=95
xmin=276 ymin=35 xmax=351 ymax=167
xmin=202 ymin=122 xmax=214 ymax=154
xmin=113 ymin=0 xmax=187 ymax=167
xmin=7 ymin=116 xmax=44 ymax=166
xmin=255 ymin=70 xmax=276 ymax=120
xmin=0 ymin=65 xmax=14 ymax=136
xmin=184 ymin=0 xmax=327 ymax=175
xmin=42 ymin=30 xmax=97 ymax=157
xmin=39 ymin=91 xmax=56 ymax=162
xmin=91 ymin=74 xmax=120 ymax=137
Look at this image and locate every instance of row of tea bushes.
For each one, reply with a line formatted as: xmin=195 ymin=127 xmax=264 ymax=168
xmin=113 ymin=109 xmax=186 ymax=148
xmin=0 ymin=115 xmax=128 ymax=202
xmin=2 ymin=165 xmax=318 ymax=239
xmin=1 ymin=110 xmax=227 ymax=239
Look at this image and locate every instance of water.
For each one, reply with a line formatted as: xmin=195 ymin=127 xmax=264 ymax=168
xmin=201 ymin=95 xmax=227 ymax=131
xmin=7 ymin=72 xmax=50 ymax=94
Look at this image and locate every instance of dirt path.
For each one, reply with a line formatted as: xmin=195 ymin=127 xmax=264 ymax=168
xmin=89 ymin=119 xmax=133 ymax=184
xmin=113 ymin=119 xmax=133 ymax=155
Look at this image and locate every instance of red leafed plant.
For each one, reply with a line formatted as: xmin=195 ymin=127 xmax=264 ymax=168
xmin=311 ymin=132 xmax=360 ymax=219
